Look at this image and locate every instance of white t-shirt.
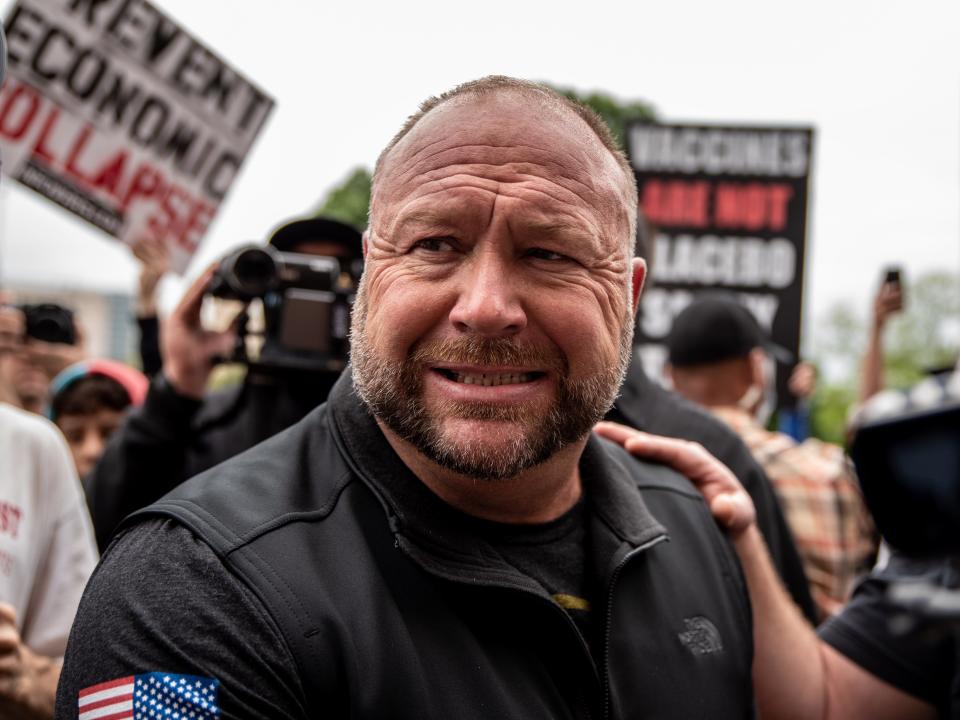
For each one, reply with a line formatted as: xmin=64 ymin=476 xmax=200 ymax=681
xmin=0 ymin=403 xmax=98 ymax=657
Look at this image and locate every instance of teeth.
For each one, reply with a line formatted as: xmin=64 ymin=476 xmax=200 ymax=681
xmin=451 ymin=372 xmax=535 ymax=386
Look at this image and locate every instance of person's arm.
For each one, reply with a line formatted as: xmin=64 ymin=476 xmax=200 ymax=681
xmin=19 ymin=421 xmax=98 ymax=658
xmin=860 ymin=280 xmax=903 ymax=404
xmin=130 ymin=237 xmax=171 ymax=377
xmin=594 ymin=421 xmax=937 ymax=720
xmin=0 ymin=416 xmax=96 ymax=719
xmin=131 ymin=237 xmax=169 ymax=321
xmin=0 ymin=604 xmax=60 ymax=720
xmin=84 ymin=267 xmax=234 ymax=550
xmin=55 ymin=520 xmax=307 ymax=720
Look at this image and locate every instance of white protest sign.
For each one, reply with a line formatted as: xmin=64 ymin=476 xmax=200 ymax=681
xmin=0 ymin=0 xmax=274 ymax=271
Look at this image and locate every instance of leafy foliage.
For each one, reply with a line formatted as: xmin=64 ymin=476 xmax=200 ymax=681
xmin=315 ymin=167 xmax=372 ymax=230
xmin=548 ymin=86 xmax=656 ymax=151
xmin=807 ymin=384 xmax=858 ymax=445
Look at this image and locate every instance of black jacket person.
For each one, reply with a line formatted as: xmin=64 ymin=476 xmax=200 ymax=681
xmin=57 ymin=77 xmax=754 ymax=719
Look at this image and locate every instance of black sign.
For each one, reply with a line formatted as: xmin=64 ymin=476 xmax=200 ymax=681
xmin=626 ymin=121 xmax=814 ymax=409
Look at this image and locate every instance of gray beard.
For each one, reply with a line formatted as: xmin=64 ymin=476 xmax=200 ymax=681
xmin=349 ymin=283 xmax=633 ymax=481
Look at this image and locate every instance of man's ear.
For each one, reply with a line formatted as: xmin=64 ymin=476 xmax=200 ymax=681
xmin=362 ymin=230 xmax=369 ymax=259
xmin=747 ymin=348 xmax=767 ymax=388
xmin=630 ymin=257 xmax=647 ymax=317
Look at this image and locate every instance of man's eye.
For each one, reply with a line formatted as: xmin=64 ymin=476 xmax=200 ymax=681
xmin=525 ymin=248 xmax=568 ymax=262
xmin=413 ymin=238 xmax=455 ymax=253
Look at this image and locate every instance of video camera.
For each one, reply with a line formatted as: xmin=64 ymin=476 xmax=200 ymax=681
xmin=850 ymin=369 xmax=960 ymax=639
xmin=207 ymin=245 xmax=356 ymax=373
xmin=850 ymin=377 xmax=960 ymax=558
xmin=849 ymin=370 xmax=960 ymax=629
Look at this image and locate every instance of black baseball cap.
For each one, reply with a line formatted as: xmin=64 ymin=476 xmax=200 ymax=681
xmin=666 ymin=295 xmax=793 ymax=367
xmin=268 ymin=217 xmax=363 ymax=258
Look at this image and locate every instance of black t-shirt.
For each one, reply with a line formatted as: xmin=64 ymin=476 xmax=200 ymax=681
xmin=818 ymin=552 xmax=960 ymax=716
xmin=456 ymin=499 xmax=596 ymax=648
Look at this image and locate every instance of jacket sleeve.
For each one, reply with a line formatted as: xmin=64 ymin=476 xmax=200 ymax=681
xmin=136 ymin=315 xmax=163 ymax=378
xmin=84 ymin=375 xmax=202 ymax=551
xmin=55 ymin=519 xmax=308 ymax=720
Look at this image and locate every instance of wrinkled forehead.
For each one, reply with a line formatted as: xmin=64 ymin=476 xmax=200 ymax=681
xmin=374 ymin=92 xmax=633 ymax=229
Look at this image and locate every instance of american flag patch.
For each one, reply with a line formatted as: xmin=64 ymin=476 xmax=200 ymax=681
xmin=78 ymin=673 xmax=220 ymax=720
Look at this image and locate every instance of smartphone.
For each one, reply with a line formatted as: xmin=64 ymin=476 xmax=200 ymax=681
xmin=883 ymin=266 xmax=902 ymax=287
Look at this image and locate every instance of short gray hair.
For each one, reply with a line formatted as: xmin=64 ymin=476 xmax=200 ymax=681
xmin=371 ymin=76 xmax=638 ymax=248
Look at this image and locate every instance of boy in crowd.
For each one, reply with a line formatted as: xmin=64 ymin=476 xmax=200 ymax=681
xmin=48 ymin=361 xmax=148 ymax=480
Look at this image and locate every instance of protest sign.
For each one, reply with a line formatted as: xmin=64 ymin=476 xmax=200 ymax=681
xmin=0 ymin=0 xmax=274 ymax=270
xmin=627 ymin=121 xmax=814 ymax=409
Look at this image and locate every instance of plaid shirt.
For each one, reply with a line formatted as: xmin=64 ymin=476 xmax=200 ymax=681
xmin=712 ymin=407 xmax=878 ymax=621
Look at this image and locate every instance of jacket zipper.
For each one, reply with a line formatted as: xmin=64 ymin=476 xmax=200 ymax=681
xmin=520 ymin=585 xmax=600 ymax=720
xmin=601 ymin=535 xmax=668 ymax=720
xmin=396 ymin=536 xmax=599 ymax=719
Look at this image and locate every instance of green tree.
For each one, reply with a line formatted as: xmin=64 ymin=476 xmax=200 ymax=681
xmin=315 ymin=167 xmax=371 ymax=230
xmin=547 ymin=86 xmax=656 ymax=151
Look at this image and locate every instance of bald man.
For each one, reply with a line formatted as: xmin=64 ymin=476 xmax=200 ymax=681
xmin=57 ymin=78 xmax=754 ymax=720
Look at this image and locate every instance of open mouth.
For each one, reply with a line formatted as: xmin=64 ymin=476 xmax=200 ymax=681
xmin=433 ymin=368 xmax=544 ymax=386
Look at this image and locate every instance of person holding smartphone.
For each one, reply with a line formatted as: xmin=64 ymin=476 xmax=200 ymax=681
xmin=860 ymin=267 xmax=904 ymax=404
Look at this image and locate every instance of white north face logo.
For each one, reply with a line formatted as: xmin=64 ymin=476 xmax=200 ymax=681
xmin=677 ymin=616 xmax=724 ymax=656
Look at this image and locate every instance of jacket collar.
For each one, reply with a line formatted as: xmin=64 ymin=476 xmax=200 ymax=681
xmin=613 ymin=356 xmax=655 ymax=429
xmin=327 ymin=370 xmax=666 ymax=586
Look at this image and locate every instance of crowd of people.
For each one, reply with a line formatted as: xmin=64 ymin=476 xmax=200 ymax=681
xmin=0 ymin=75 xmax=956 ymax=719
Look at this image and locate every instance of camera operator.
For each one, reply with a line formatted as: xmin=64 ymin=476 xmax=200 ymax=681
xmin=0 ymin=304 xmax=84 ymax=416
xmin=85 ymin=217 xmax=363 ymax=550
xmin=599 ymin=362 xmax=960 ymax=719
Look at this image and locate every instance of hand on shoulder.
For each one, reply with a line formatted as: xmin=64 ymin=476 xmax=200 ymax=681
xmin=594 ymin=421 xmax=756 ymax=537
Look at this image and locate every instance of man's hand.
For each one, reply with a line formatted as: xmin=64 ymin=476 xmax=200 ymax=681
xmin=594 ymin=421 xmax=756 ymax=537
xmin=160 ymin=266 xmax=237 ymax=400
xmin=873 ymin=280 xmax=904 ymax=331
xmin=0 ymin=603 xmax=60 ymax=720
xmin=132 ymin=237 xmax=171 ymax=318
xmin=788 ymin=361 xmax=817 ymax=400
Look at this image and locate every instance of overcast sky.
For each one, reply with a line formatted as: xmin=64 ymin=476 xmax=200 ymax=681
xmin=1 ymin=0 xmax=958 ymax=355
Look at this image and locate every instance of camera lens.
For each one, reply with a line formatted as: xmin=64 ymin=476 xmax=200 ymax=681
xmin=226 ymin=247 xmax=278 ymax=298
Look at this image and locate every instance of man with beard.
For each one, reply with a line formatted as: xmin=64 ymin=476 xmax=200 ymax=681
xmin=56 ymin=77 xmax=754 ymax=719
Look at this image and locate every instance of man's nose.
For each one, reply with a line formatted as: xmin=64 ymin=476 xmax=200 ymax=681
xmin=448 ymin=249 xmax=527 ymax=337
